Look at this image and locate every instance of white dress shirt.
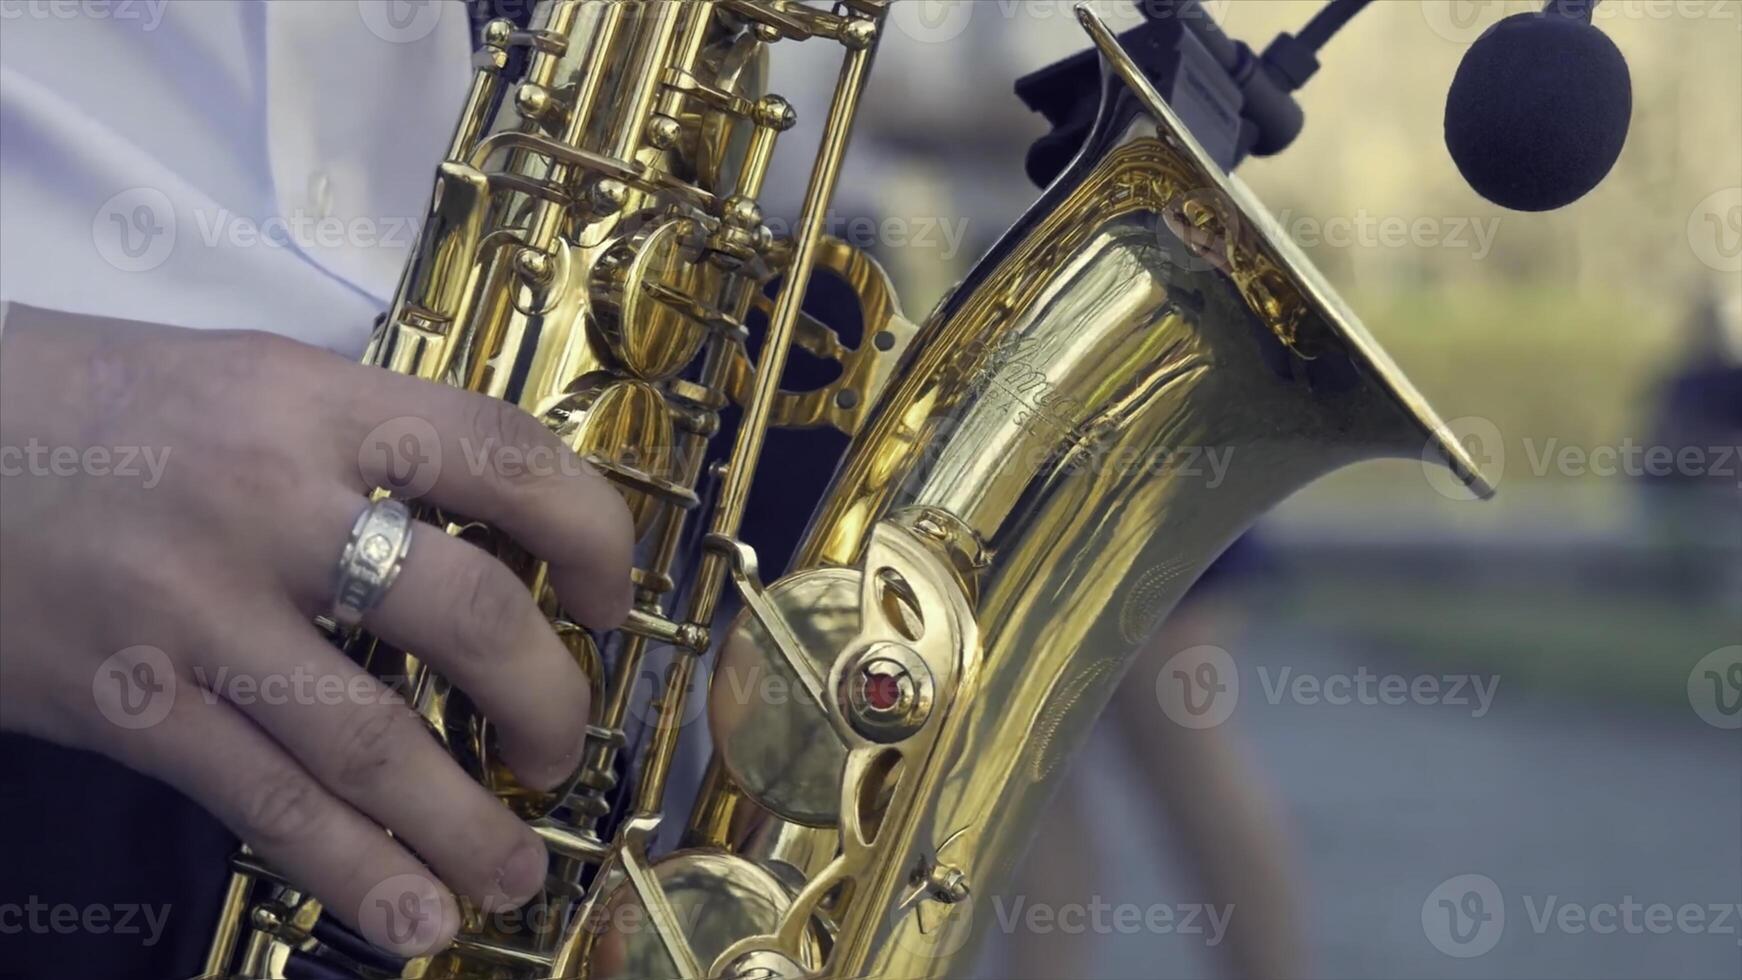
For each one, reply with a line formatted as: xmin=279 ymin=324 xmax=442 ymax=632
xmin=0 ymin=0 xmax=473 ymax=355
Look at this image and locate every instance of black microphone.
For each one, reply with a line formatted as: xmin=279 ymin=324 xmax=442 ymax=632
xmin=1444 ymin=0 xmax=1632 ymax=212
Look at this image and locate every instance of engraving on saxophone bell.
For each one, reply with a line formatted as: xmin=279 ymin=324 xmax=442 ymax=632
xmin=1118 ymin=557 xmax=1197 ymax=645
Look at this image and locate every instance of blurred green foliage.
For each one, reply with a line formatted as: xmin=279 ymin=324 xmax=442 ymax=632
xmin=1259 ymin=574 xmax=1738 ymax=709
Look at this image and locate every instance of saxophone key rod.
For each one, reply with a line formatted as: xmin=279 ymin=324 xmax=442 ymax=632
xmin=531 ymin=820 xmax=612 ymax=863
xmin=523 ymin=0 xmax=631 ymax=253
xmin=626 ymin=16 xmax=885 ymax=824
xmin=444 ymin=20 xmax=511 ymax=163
xmin=201 ymin=868 xmax=251 ymax=978
xmin=446 ymin=935 xmax=555 ymax=971
xmin=307 ymin=918 xmax=407 ymax=975
xmin=681 ymin=15 xmax=882 ymax=633
xmin=719 ymin=0 xmax=858 ymax=43
xmin=619 ymin=607 xmax=710 ymax=652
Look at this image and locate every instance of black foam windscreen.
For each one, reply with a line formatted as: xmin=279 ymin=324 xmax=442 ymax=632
xmin=1444 ymin=12 xmax=1632 ymax=212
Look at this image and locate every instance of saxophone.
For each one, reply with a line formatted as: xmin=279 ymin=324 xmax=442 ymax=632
xmin=204 ymin=2 xmax=1490 ymax=977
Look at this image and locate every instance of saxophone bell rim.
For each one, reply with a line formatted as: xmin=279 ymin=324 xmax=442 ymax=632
xmin=1076 ymin=4 xmax=1497 ymax=500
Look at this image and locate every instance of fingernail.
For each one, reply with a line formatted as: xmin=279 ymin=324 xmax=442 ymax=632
xmin=496 ymin=839 xmax=548 ymax=906
xmin=358 ymin=873 xmax=458 ymax=957
xmin=505 ymin=729 xmax=581 ymax=792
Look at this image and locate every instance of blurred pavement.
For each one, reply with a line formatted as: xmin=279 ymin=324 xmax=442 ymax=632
xmin=976 ymin=617 xmax=1742 ymax=980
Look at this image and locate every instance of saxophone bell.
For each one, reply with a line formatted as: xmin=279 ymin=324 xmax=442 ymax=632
xmin=679 ymin=9 xmax=1490 ymax=977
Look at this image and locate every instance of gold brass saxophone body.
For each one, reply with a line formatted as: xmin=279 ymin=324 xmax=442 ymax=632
xmin=203 ymin=3 xmax=1489 ymax=978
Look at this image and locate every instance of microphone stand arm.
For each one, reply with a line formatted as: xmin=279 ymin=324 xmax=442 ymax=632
xmin=1015 ymin=0 xmax=1597 ymax=187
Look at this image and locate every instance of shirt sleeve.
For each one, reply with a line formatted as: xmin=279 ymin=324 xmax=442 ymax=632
xmin=0 ymin=0 xmax=471 ymax=355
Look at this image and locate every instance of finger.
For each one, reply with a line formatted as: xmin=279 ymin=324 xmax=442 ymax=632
xmin=366 ymin=519 xmax=593 ymax=790
xmin=330 ymin=370 xmax=634 ymax=627
xmin=103 ymin=683 xmax=460 ymax=956
xmin=207 ymin=599 xmax=551 ymax=915
xmin=280 ymin=487 xmax=593 ymax=789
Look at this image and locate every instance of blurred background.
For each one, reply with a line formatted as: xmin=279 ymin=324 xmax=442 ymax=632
xmin=768 ymin=2 xmax=1741 ymax=977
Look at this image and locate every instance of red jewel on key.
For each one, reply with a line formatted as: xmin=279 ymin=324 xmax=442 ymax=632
xmin=865 ymin=672 xmax=902 ymax=711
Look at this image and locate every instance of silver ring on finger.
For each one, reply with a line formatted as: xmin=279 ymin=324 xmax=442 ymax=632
xmin=331 ymin=498 xmax=413 ymax=629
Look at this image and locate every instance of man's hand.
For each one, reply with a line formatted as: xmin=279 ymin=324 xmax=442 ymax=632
xmin=0 ymin=307 xmax=635 ymax=955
